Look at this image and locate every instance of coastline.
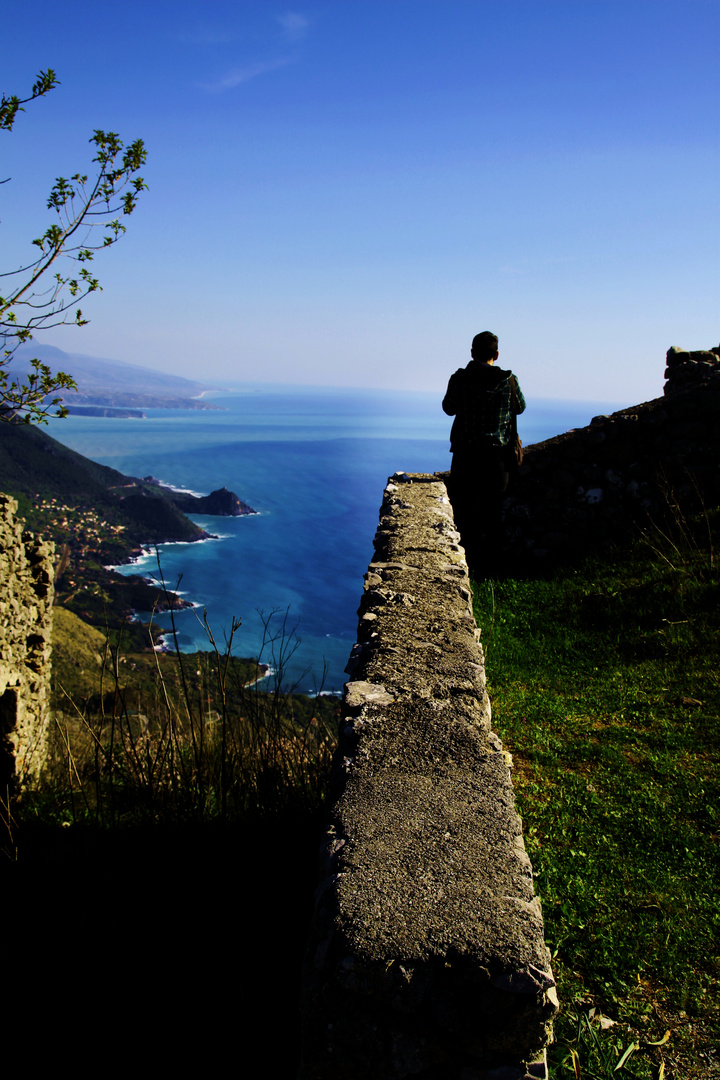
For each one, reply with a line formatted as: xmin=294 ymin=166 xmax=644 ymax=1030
xmin=107 ymin=532 xmax=231 ymax=616
xmin=40 ymin=388 xmax=646 ymax=693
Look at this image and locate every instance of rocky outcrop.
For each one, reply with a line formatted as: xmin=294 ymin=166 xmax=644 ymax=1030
xmin=144 ymin=480 xmax=257 ymax=517
xmin=65 ymin=405 xmax=146 ymax=418
xmin=68 ymin=391 xmax=221 ymax=410
xmin=300 ymin=474 xmax=556 ymax=1080
xmin=0 ymin=495 xmax=53 ymax=788
xmin=190 ymin=486 xmax=256 ymax=516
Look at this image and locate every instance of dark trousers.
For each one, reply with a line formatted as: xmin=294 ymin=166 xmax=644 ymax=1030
xmin=448 ymin=447 xmax=510 ymax=574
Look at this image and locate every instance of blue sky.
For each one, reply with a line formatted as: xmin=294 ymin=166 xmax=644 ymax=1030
xmin=2 ymin=0 xmax=718 ymax=403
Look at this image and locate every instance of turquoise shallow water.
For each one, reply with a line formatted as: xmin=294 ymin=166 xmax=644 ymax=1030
xmin=49 ymin=386 xmax=624 ymax=693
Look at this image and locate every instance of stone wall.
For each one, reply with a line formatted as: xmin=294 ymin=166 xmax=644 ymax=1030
xmin=663 ymin=344 xmax=719 ymax=395
xmin=300 ymin=474 xmax=556 ymax=1080
xmin=495 ymin=346 xmax=720 ymax=570
xmin=0 ymin=494 xmax=54 ymax=788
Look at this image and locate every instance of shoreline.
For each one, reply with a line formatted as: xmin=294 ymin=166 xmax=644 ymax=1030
xmin=150 ymin=635 xmax=272 ymax=689
xmin=105 ymin=532 xmax=225 ymax=572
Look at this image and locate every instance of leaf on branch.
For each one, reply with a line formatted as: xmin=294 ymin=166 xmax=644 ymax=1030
xmin=1 ymin=74 xmax=147 ymax=423
xmin=0 ymin=353 xmax=77 ymax=425
xmin=31 ymin=70 xmax=59 ymax=100
xmin=0 ymin=69 xmax=58 ymax=131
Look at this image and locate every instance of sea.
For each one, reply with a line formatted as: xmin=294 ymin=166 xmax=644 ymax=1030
xmin=48 ymin=386 xmax=625 ymax=694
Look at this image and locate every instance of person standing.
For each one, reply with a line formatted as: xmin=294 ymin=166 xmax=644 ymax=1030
xmin=442 ymin=331 xmax=526 ymax=574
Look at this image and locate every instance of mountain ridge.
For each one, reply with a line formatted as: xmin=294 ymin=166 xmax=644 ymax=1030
xmin=8 ymin=343 xmax=223 ymax=411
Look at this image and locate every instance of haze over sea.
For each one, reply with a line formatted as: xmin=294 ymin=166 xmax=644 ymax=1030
xmin=50 ymin=387 xmax=625 ymax=693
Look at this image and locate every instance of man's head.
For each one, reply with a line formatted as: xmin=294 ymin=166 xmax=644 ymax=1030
xmin=471 ymin=331 xmax=499 ymax=363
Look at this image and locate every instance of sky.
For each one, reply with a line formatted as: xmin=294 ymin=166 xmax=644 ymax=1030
xmin=2 ymin=0 xmax=718 ymax=404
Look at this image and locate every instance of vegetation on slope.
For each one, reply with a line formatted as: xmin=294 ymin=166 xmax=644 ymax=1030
xmin=6 ymin=540 xmax=338 ymax=1076
xmin=472 ymin=509 xmax=720 ymax=1079
xmin=0 ymin=420 xmax=212 ymax=644
xmin=36 ymin=604 xmax=340 ymax=828
xmin=0 ymin=418 xmax=207 ymax=544
xmin=7 ymin=606 xmax=332 ymax=1077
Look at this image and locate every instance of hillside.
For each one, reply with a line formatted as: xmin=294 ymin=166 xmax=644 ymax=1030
xmin=0 ymin=421 xmax=253 ymax=645
xmin=0 ymin=420 xmax=209 ymax=544
xmin=50 ymin=605 xmax=263 ymax=710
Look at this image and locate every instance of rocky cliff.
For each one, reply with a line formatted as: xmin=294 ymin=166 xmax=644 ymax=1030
xmin=143 ymin=478 xmax=257 ymax=517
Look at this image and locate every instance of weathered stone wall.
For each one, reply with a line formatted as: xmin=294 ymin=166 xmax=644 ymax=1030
xmin=300 ymin=474 xmax=556 ymax=1080
xmin=0 ymin=494 xmax=54 ymax=788
xmin=663 ymin=344 xmax=719 ymax=395
xmin=495 ymin=346 xmax=720 ymax=570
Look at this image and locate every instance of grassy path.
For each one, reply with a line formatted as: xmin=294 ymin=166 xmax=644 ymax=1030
xmin=472 ymin=516 xmax=720 ymax=1078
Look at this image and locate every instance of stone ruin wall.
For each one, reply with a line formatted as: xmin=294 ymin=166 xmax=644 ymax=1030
xmin=0 ymin=494 xmax=54 ymax=789
xmin=495 ymin=345 xmax=720 ymax=569
xmin=299 ymin=345 xmax=720 ymax=1078
xmin=0 ymin=343 xmax=715 ymax=1073
xmin=300 ymin=474 xmax=557 ymax=1080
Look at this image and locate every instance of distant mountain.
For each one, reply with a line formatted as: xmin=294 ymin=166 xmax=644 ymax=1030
xmin=8 ymin=344 xmax=222 ymax=411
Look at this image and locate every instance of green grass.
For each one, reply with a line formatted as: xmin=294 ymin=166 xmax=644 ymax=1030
xmin=472 ymin=512 xmax=720 ymax=1079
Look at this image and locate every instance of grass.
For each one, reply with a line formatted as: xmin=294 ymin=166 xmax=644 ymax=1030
xmin=17 ymin=599 xmax=340 ymax=832
xmin=472 ymin=508 xmax=720 ymax=1078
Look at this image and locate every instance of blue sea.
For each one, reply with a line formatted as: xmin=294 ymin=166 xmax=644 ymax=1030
xmin=49 ymin=386 xmax=624 ymax=694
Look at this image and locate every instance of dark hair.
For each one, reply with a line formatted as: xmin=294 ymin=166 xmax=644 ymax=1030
xmin=471 ymin=331 xmax=499 ymax=361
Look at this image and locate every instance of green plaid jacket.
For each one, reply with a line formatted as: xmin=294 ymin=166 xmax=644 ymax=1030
xmin=442 ymin=362 xmax=526 ymax=451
